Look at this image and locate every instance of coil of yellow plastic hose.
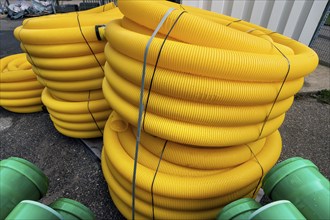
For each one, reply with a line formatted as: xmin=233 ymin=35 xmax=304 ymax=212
xmin=104 ymin=156 xmax=257 ymax=212
xmin=31 ymin=66 xmax=104 ymax=82
xmin=133 ymin=127 xmax=265 ymax=170
xmin=105 ymin=19 xmax=317 ymax=82
xmin=102 ymin=78 xmax=284 ymax=146
xmin=0 ymin=97 xmax=41 ymax=106
xmin=105 ymin=164 xmax=254 ymax=219
xmin=5 ymin=56 xmax=29 ymax=71
xmin=26 ymin=53 xmax=105 ymax=70
xmin=42 ymin=88 xmax=110 ymax=114
xmin=53 ymin=123 xmax=104 ymax=138
xmin=154 ymin=1 xmax=292 ymax=55
xmin=118 ymin=0 xmax=318 ymax=71
xmin=104 ymin=45 xmax=304 ymax=105
xmin=0 ymin=89 xmax=43 ymax=99
xmin=48 ymin=89 xmax=104 ymax=102
xmin=49 ymin=115 xmax=107 ymax=131
xmin=0 ymin=53 xmax=44 ymax=113
xmin=105 ymin=62 xmax=293 ymax=126
xmin=0 ymin=54 xmax=35 ymax=82
xmin=118 ymin=0 xmax=275 ymax=54
xmin=104 ymin=111 xmax=282 ymax=198
xmin=21 ymin=42 xmax=105 ymax=58
xmin=1 ymin=53 xmax=24 ymax=68
xmin=1 ymin=69 xmax=36 ymax=82
xmin=2 ymin=105 xmax=43 ymax=113
xmin=102 ymin=115 xmax=261 ymax=212
xmin=47 ymin=108 xmax=111 ymax=123
xmin=1 ymin=80 xmax=43 ymax=91
xmin=15 ymin=12 xmax=121 ymax=45
xmin=102 ymin=112 xmax=282 ymax=218
xmin=36 ymin=75 xmax=103 ymax=92
xmin=42 ymin=88 xmax=110 ymax=138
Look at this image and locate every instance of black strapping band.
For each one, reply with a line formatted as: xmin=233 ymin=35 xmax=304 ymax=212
xmin=245 ymin=144 xmax=264 ymax=197
xmin=76 ymin=12 xmax=104 ymax=136
xmin=151 ymin=140 xmax=168 ymax=220
xmin=142 ymin=11 xmax=187 ymax=131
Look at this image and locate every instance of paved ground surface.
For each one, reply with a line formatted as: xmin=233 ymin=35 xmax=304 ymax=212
xmin=0 ymin=109 xmax=124 ymax=219
xmin=1 ymin=13 xmax=330 ymax=219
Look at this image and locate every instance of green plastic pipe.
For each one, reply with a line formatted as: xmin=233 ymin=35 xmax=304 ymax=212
xmin=0 ymin=157 xmax=48 ymax=219
xmin=50 ymin=198 xmax=95 ymax=220
xmin=5 ymin=200 xmax=63 ymax=220
xmin=249 ymin=200 xmax=306 ymax=220
xmin=262 ymin=157 xmax=330 ymax=220
xmin=217 ymin=198 xmax=261 ymax=220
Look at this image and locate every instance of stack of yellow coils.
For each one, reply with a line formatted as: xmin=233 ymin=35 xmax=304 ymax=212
xmin=0 ymin=53 xmax=44 ymax=113
xmin=102 ymin=112 xmax=282 ymax=219
xmin=13 ymin=3 xmax=123 ymax=138
xmin=101 ymin=0 xmax=319 ymax=219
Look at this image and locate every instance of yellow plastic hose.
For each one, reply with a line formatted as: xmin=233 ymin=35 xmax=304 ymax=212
xmin=53 ymin=124 xmax=104 ymax=139
xmin=2 ymin=105 xmax=43 ymax=113
xmin=0 ymin=53 xmax=44 ymax=113
xmin=14 ymin=8 xmax=122 ymax=45
xmin=102 ymin=0 xmax=317 ymax=147
xmin=47 ymin=108 xmax=111 ymax=123
xmin=103 ymin=78 xmax=285 ymax=146
xmin=118 ymin=0 xmax=276 ymax=54
xmin=105 ymin=62 xmax=294 ymax=126
xmin=104 ymin=112 xmax=281 ymax=198
xmin=48 ymin=89 xmax=104 ymax=102
xmin=41 ymin=88 xmax=111 ymax=138
xmin=0 ymin=97 xmax=41 ymax=106
xmin=0 ymin=89 xmax=43 ymax=99
xmin=1 ymin=68 xmax=36 ymax=82
xmin=101 ymin=112 xmax=282 ymax=219
xmin=5 ymin=56 xmax=29 ymax=70
xmin=42 ymin=88 xmax=109 ymax=114
xmin=50 ymin=115 xmax=107 ymax=131
xmin=11 ymin=3 xmax=121 ymax=136
xmin=36 ymin=76 xmax=103 ymax=92
xmin=104 ymin=156 xmax=257 ymax=210
xmin=21 ymin=42 xmax=105 ymax=58
xmin=26 ymin=53 xmax=105 ymax=70
xmin=105 ymin=44 xmax=304 ymax=105
xmin=134 ymin=128 xmax=265 ymax=170
xmin=1 ymin=80 xmax=44 ymax=91
xmin=31 ymin=66 xmax=104 ymax=82
xmin=106 ymin=19 xmax=317 ymax=83
xmin=101 ymin=1 xmax=319 ymax=218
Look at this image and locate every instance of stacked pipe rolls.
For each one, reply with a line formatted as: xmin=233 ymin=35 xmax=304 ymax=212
xmin=13 ymin=3 xmax=123 ymax=138
xmin=0 ymin=53 xmax=44 ymax=113
xmin=101 ymin=0 xmax=318 ymax=219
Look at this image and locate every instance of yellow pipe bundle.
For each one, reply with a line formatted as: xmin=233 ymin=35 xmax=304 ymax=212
xmin=101 ymin=0 xmax=319 ymax=219
xmin=103 ymin=0 xmax=318 ymax=147
xmin=42 ymin=88 xmax=110 ymax=138
xmin=102 ymin=112 xmax=282 ymax=219
xmin=0 ymin=53 xmax=44 ymax=113
xmin=13 ymin=3 xmax=123 ymax=138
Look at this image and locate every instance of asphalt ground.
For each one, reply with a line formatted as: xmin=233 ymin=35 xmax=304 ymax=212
xmin=1 ymin=15 xmax=330 ymax=219
xmin=0 ymin=108 xmax=124 ymax=219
